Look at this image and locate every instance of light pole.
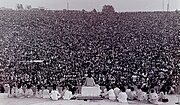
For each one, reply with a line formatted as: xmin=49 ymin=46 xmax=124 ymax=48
xmin=167 ymin=0 xmax=170 ymax=11
xmin=162 ymin=0 xmax=164 ymax=11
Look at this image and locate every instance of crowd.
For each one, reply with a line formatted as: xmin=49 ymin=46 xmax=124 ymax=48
xmin=0 ymin=9 xmax=180 ymax=93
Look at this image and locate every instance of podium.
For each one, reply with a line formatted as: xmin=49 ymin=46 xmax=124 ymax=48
xmin=81 ymin=86 xmax=101 ymax=96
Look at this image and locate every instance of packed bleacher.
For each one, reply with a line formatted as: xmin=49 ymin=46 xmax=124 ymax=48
xmin=0 ymin=8 xmax=180 ymax=104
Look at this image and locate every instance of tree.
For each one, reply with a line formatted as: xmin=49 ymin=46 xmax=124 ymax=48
xmin=91 ymin=9 xmax=97 ymax=13
xmin=16 ymin=4 xmax=24 ymax=10
xmin=102 ymin=5 xmax=115 ymax=14
xmin=26 ymin=5 xmax=32 ymax=10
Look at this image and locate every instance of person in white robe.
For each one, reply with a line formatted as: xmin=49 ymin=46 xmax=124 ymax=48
xmin=42 ymin=86 xmax=50 ymax=99
xmin=50 ymin=85 xmax=61 ymax=101
xmin=149 ymin=89 xmax=159 ymax=104
xmin=62 ymin=86 xmax=73 ymax=100
xmin=16 ymin=84 xmax=24 ymax=98
xmin=103 ymin=86 xmax=116 ymax=101
xmin=117 ymin=87 xmax=128 ymax=103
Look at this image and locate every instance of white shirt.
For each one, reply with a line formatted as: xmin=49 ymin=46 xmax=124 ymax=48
xmin=128 ymin=91 xmax=136 ymax=100
xmin=16 ymin=88 xmax=24 ymax=97
xmin=43 ymin=89 xmax=50 ymax=99
xmin=36 ymin=90 xmax=42 ymax=98
xmin=106 ymin=89 xmax=116 ymax=100
xmin=63 ymin=90 xmax=72 ymax=100
xmin=118 ymin=92 xmax=128 ymax=103
xmin=51 ymin=90 xmax=61 ymax=101
xmin=114 ymin=87 xmax=120 ymax=97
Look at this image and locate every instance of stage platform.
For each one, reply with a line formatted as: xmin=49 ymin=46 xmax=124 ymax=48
xmin=76 ymin=96 xmax=103 ymax=100
xmin=0 ymin=93 xmax=180 ymax=105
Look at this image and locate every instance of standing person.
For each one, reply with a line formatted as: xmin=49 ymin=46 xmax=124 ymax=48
xmin=84 ymin=73 xmax=95 ymax=87
xmin=50 ymin=84 xmax=61 ymax=101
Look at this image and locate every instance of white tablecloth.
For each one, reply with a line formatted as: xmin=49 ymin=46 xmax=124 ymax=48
xmin=81 ymin=86 xmax=101 ymax=96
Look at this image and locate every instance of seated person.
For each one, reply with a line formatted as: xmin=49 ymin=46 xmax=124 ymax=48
xmin=139 ymin=87 xmax=148 ymax=102
xmin=136 ymin=85 xmax=142 ymax=101
xmin=16 ymin=83 xmax=24 ymax=98
xmin=84 ymin=74 xmax=95 ymax=87
xmin=167 ymin=86 xmax=175 ymax=94
xmin=114 ymin=84 xmax=120 ymax=99
xmin=42 ymin=85 xmax=50 ymax=99
xmin=128 ymin=87 xmax=137 ymax=100
xmin=25 ymin=82 xmax=34 ymax=98
xmin=126 ymin=86 xmax=131 ymax=97
xmin=8 ymin=84 xmax=16 ymax=98
xmin=62 ymin=86 xmax=73 ymax=100
xmin=35 ymin=84 xmax=42 ymax=98
xmin=159 ymin=87 xmax=168 ymax=102
xmin=149 ymin=89 xmax=159 ymax=104
xmin=102 ymin=85 xmax=116 ymax=101
xmin=50 ymin=84 xmax=61 ymax=101
xmin=117 ymin=86 xmax=128 ymax=103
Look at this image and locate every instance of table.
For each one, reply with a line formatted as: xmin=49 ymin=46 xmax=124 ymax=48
xmin=81 ymin=86 xmax=101 ymax=96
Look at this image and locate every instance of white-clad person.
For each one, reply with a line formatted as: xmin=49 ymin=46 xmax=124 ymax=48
xmin=102 ymin=85 xmax=116 ymax=101
xmin=8 ymin=83 xmax=16 ymax=98
xmin=114 ymin=84 xmax=120 ymax=99
xmin=149 ymin=89 xmax=159 ymax=104
xmin=62 ymin=85 xmax=73 ymax=100
xmin=128 ymin=87 xmax=137 ymax=100
xmin=16 ymin=83 xmax=24 ymax=98
xmin=117 ymin=86 xmax=128 ymax=103
xmin=84 ymin=73 xmax=95 ymax=87
xmin=35 ymin=84 xmax=43 ymax=98
xmin=25 ymin=82 xmax=34 ymax=98
xmin=42 ymin=85 xmax=50 ymax=99
xmin=50 ymin=84 xmax=61 ymax=101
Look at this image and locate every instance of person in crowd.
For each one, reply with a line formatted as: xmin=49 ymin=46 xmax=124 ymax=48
xmin=149 ymin=89 xmax=159 ymax=104
xmin=84 ymin=73 xmax=95 ymax=87
xmin=8 ymin=84 xmax=16 ymax=98
xmin=102 ymin=85 xmax=116 ymax=101
xmin=114 ymin=84 xmax=120 ymax=99
xmin=136 ymin=85 xmax=142 ymax=101
xmin=35 ymin=84 xmax=42 ymax=98
xmin=62 ymin=85 xmax=73 ymax=100
xmin=0 ymin=84 xmax=5 ymax=93
xmin=126 ymin=86 xmax=131 ymax=100
xmin=167 ymin=86 xmax=175 ymax=94
xmin=25 ymin=82 xmax=34 ymax=98
xmin=128 ymin=87 xmax=136 ymax=100
xmin=159 ymin=87 xmax=168 ymax=102
xmin=50 ymin=84 xmax=61 ymax=101
xmin=16 ymin=83 xmax=24 ymax=98
xmin=42 ymin=85 xmax=50 ymax=99
xmin=139 ymin=86 xmax=148 ymax=103
xmin=117 ymin=86 xmax=128 ymax=103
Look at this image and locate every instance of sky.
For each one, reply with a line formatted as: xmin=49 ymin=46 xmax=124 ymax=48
xmin=0 ymin=0 xmax=180 ymax=12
